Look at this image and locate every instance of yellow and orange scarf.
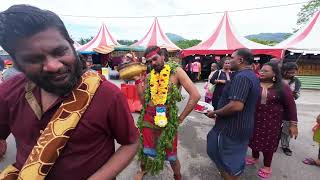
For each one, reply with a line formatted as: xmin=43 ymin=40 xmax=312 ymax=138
xmin=0 ymin=71 xmax=102 ymax=180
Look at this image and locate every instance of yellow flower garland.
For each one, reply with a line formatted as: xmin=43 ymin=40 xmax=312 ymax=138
xmin=137 ymin=61 xmax=182 ymax=175
xmin=150 ymin=64 xmax=171 ymax=105
xmin=150 ymin=64 xmax=171 ymax=127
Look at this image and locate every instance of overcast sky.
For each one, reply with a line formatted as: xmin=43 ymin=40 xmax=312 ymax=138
xmin=1 ymin=0 xmax=306 ymax=41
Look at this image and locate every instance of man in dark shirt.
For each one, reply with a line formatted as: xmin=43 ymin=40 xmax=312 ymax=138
xmin=0 ymin=5 xmax=138 ymax=179
xmin=206 ymin=48 xmax=260 ymax=180
xmin=281 ymin=62 xmax=301 ymax=156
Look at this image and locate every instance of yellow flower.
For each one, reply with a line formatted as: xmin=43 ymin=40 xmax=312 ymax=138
xmin=149 ymin=65 xmax=171 ymax=105
xmin=154 ymin=115 xmax=168 ymax=127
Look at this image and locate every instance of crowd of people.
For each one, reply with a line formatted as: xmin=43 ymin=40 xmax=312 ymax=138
xmin=204 ymin=51 xmax=320 ymax=179
xmin=0 ymin=4 xmax=319 ymax=180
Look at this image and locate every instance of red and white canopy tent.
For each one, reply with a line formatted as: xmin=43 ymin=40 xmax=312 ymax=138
xmin=181 ymin=12 xmax=282 ymax=58
xmin=276 ymin=11 xmax=320 ymax=55
xmin=131 ymin=17 xmax=181 ymax=52
xmin=78 ymin=23 xmax=120 ymax=54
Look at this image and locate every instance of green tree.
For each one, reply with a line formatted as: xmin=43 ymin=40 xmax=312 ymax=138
xmin=297 ymin=0 xmax=320 ymax=26
xmin=174 ymin=39 xmax=201 ymax=49
xmin=117 ymin=40 xmax=138 ymax=45
xmin=248 ymin=38 xmax=279 ymax=46
xmin=283 ymin=33 xmax=292 ymax=40
xmin=78 ymin=36 xmax=94 ymax=45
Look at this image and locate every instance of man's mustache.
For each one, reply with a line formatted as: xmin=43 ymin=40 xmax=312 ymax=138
xmin=43 ymin=67 xmax=69 ymax=78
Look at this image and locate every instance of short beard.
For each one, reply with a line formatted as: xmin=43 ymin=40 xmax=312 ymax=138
xmin=154 ymin=65 xmax=164 ymax=73
xmin=39 ymin=58 xmax=82 ymax=96
xmin=22 ymin=53 xmax=84 ymax=96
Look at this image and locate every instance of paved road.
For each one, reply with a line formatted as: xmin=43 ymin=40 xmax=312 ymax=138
xmin=1 ymin=81 xmax=320 ymax=179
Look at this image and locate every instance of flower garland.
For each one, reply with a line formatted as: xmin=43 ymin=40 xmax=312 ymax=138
xmin=137 ymin=61 xmax=182 ymax=175
xmin=150 ymin=64 xmax=171 ymax=105
xmin=150 ymin=64 xmax=171 ymax=127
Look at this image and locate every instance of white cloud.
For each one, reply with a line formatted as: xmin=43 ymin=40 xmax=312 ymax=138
xmin=0 ymin=0 xmax=304 ymax=41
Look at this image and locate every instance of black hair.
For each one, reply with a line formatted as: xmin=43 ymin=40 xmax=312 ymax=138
xmin=211 ymin=62 xmax=219 ymax=67
xmin=220 ymin=56 xmax=231 ymax=68
xmin=78 ymin=54 xmax=88 ymax=71
xmin=269 ymin=58 xmax=281 ymax=64
xmin=0 ymin=5 xmax=74 ymax=59
xmin=263 ymin=62 xmax=284 ymax=99
xmin=211 ymin=62 xmax=219 ymax=71
xmin=281 ymin=62 xmax=298 ymax=76
xmin=234 ymin=48 xmax=254 ymax=65
xmin=160 ymin=48 xmax=169 ymax=62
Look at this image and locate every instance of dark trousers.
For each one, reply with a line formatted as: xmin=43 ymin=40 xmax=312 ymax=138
xmin=191 ymin=72 xmax=198 ymax=82
xmin=281 ymin=120 xmax=291 ymax=148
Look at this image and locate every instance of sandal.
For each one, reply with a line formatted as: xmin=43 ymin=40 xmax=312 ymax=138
xmin=258 ymin=168 xmax=272 ymax=179
xmin=245 ymin=157 xmax=258 ymax=165
xmin=282 ymin=148 xmax=292 ymax=156
xmin=302 ymin=158 xmax=320 ymax=167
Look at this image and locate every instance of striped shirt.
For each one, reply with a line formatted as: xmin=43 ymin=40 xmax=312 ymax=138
xmin=215 ymin=69 xmax=260 ymax=140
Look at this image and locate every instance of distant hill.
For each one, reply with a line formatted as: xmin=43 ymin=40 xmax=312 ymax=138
xmin=166 ymin=33 xmax=186 ymax=42
xmin=166 ymin=32 xmax=292 ymax=43
xmin=245 ymin=33 xmax=292 ymax=42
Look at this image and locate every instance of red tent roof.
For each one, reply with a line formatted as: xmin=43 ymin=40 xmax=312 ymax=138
xmin=181 ymin=12 xmax=282 ymax=58
xmin=78 ymin=23 xmax=120 ymax=53
xmin=131 ymin=17 xmax=181 ymax=51
xmin=276 ymin=11 xmax=320 ymax=54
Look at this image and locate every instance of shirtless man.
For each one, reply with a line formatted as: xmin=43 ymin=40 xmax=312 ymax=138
xmin=134 ymin=46 xmax=200 ymax=180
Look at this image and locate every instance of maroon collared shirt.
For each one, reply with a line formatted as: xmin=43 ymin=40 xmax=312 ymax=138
xmin=0 ymin=74 xmax=138 ymax=179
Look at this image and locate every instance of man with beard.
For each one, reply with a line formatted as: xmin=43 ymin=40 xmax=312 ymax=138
xmin=206 ymin=48 xmax=260 ymax=180
xmin=0 ymin=5 xmax=138 ymax=180
xmin=133 ymin=46 xmax=200 ymax=180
